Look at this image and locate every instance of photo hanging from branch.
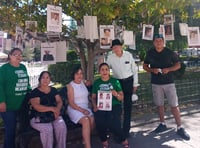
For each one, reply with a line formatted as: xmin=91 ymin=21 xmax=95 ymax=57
xmin=164 ymin=14 xmax=174 ymax=24
xmin=41 ymin=42 xmax=56 ymax=64
xmin=15 ymin=26 xmax=24 ymax=49
xmin=187 ymin=27 xmax=200 ymax=47
xmin=99 ymin=25 xmax=114 ymax=49
xmin=24 ymin=21 xmax=37 ymax=48
xmin=164 ymin=23 xmax=174 ymax=40
xmin=179 ymin=23 xmax=188 ymax=36
xmin=142 ymin=24 xmax=154 ymax=40
xmin=159 ymin=25 xmax=166 ymax=47
xmin=84 ymin=16 xmax=99 ymax=42
xmin=47 ymin=4 xmax=62 ymax=32
xmin=123 ymin=30 xmax=136 ymax=49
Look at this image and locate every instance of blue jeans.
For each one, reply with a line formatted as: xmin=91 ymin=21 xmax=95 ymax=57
xmin=1 ymin=111 xmax=17 ymax=148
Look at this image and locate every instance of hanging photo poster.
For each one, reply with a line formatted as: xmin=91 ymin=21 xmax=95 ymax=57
xmin=99 ymin=25 xmax=114 ymax=49
xmin=25 ymin=21 xmax=37 ymax=33
xmin=164 ymin=23 xmax=174 ymax=40
xmin=123 ymin=31 xmax=135 ymax=45
xmin=97 ymin=90 xmax=112 ymax=111
xmin=164 ymin=14 xmax=174 ymax=24
xmin=179 ymin=23 xmax=188 ymax=36
xmin=24 ymin=21 xmax=37 ymax=48
xmin=47 ymin=4 xmax=62 ymax=32
xmin=142 ymin=24 xmax=154 ymax=40
xmin=41 ymin=42 xmax=56 ymax=64
xmin=84 ymin=16 xmax=99 ymax=42
xmin=187 ymin=27 xmax=200 ymax=47
xmin=159 ymin=25 xmax=166 ymax=47
xmin=15 ymin=26 xmax=24 ymax=49
xmin=56 ymin=41 xmax=67 ymax=62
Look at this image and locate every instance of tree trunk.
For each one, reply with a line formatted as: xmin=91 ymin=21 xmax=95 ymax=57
xmin=86 ymin=40 xmax=95 ymax=82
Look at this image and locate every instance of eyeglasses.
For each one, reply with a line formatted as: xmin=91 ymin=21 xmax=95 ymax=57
xmin=12 ymin=54 xmax=23 ymax=57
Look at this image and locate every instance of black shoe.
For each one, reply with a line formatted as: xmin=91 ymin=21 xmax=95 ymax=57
xmin=154 ymin=123 xmax=167 ymax=133
xmin=177 ymin=128 xmax=190 ymax=140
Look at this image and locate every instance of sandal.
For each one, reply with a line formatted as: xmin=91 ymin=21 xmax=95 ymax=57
xmin=102 ymin=141 xmax=110 ymax=148
xmin=103 ymin=144 xmax=110 ymax=148
xmin=123 ymin=144 xmax=130 ymax=148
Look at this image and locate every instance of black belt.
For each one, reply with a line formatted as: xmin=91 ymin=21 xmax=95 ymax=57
xmin=118 ymin=75 xmax=133 ymax=82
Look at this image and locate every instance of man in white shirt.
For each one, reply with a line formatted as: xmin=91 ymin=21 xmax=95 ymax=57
xmin=107 ymin=39 xmax=139 ymax=138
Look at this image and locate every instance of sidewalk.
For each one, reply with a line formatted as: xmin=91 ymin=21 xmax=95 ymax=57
xmin=68 ymin=103 xmax=200 ymax=148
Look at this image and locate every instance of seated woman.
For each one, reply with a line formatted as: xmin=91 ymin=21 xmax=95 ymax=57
xmin=91 ymin=63 xmax=130 ymax=148
xmin=67 ymin=66 xmax=95 ymax=148
xmin=29 ymin=71 xmax=67 ymax=148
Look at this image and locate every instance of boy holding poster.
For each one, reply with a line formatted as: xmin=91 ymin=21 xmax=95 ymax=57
xmin=92 ymin=63 xmax=130 ymax=148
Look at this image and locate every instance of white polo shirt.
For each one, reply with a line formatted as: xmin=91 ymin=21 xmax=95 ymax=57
xmin=107 ymin=51 xmax=139 ymax=87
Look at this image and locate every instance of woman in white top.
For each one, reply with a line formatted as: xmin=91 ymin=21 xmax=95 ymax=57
xmin=67 ymin=66 xmax=95 ymax=148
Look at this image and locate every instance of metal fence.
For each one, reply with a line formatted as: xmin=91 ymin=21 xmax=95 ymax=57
xmin=133 ymin=77 xmax=200 ymax=113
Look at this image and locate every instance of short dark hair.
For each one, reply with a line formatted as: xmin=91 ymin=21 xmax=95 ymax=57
xmin=99 ymin=62 xmax=109 ymax=72
xmin=71 ymin=66 xmax=82 ymax=80
xmin=38 ymin=71 xmax=51 ymax=82
xmin=8 ymin=48 xmax=22 ymax=60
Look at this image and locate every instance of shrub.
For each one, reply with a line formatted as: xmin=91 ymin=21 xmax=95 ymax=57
xmin=48 ymin=61 xmax=80 ymax=85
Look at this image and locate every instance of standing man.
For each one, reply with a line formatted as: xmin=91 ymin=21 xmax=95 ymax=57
xmin=143 ymin=34 xmax=190 ymax=140
xmin=107 ymin=39 xmax=139 ymax=138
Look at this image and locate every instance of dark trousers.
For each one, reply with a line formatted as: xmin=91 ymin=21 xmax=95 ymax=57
xmin=94 ymin=105 xmax=126 ymax=142
xmin=1 ymin=111 xmax=17 ymax=148
xmin=119 ymin=77 xmax=133 ymax=137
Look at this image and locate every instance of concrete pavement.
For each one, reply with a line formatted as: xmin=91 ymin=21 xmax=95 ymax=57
xmin=67 ymin=103 xmax=200 ymax=148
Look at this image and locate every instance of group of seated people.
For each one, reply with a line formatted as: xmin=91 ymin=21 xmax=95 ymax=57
xmin=28 ymin=63 xmax=130 ymax=148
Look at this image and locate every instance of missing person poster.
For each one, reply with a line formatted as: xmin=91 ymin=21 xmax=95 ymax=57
xmin=142 ymin=24 xmax=154 ymax=40
xmin=164 ymin=23 xmax=174 ymax=41
xmin=84 ymin=16 xmax=99 ymax=42
xmin=99 ymin=25 xmax=114 ymax=49
xmin=41 ymin=42 xmax=56 ymax=64
xmin=15 ymin=26 xmax=23 ymax=49
xmin=47 ymin=4 xmax=62 ymax=32
xmin=187 ymin=27 xmax=200 ymax=47
xmin=97 ymin=90 xmax=112 ymax=111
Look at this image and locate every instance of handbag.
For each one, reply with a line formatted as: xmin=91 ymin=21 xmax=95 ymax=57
xmin=37 ymin=111 xmax=55 ymax=123
xmin=37 ymin=94 xmax=56 ymax=123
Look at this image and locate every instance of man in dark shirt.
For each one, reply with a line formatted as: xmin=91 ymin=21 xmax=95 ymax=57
xmin=43 ymin=50 xmax=54 ymax=61
xmin=143 ymin=34 xmax=190 ymax=140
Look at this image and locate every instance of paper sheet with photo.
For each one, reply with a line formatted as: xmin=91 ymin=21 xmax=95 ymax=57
xmin=56 ymin=41 xmax=68 ymax=62
xmin=142 ymin=24 xmax=154 ymax=40
xmin=84 ymin=16 xmax=99 ymax=42
xmin=123 ymin=31 xmax=135 ymax=45
xmin=24 ymin=21 xmax=37 ymax=48
xmin=179 ymin=23 xmax=188 ymax=36
xmin=164 ymin=23 xmax=174 ymax=40
xmin=159 ymin=25 xmax=166 ymax=47
xmin=47 ymin=4 xmax=62 ymax=32
xmin=99 ymin=25 xmax=114 ymax=49
xmin=164 ymin=14 xmax=174 ymax=24
xmin=41 ymin=42 xmax=56 ymax=64
xmin=187 ymin=27 xmax=200 ymax=47
xmin=97 ymin=90 xmax=112 ymax=111
xmin=15 ymin=26 xmax=24 ymax=49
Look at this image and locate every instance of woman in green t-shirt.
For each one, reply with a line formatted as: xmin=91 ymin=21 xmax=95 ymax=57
xmin=0 ymin=48 xmax=31 ymax=148
xmin=91 ymin=63 xmax=130 ymax=148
